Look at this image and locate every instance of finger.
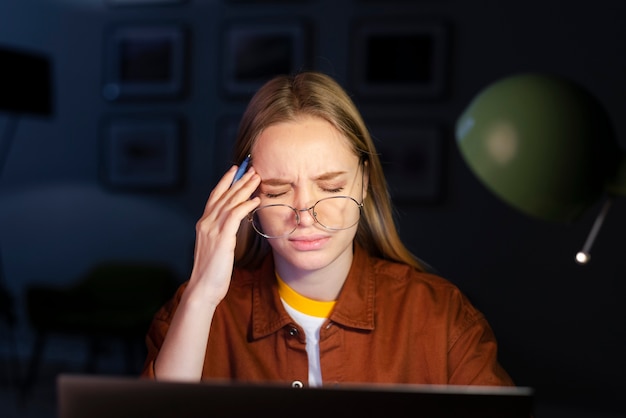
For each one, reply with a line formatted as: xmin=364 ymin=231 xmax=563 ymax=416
xmin=195 ymin=194 xmax=260 ymax=252
xmin=202 ymin=169 xmax=260 ymax=228
xmin=230 ymin=196 xmax=261 ymax=225
xmin=205 ymin=165 xmax=248 ymax=214
xmin=224 ymin=171 xmax=261 ymax=218
xmin=211 ymin=165 xmax=239 ymax=198
xmin=210 ymin=163 xmax=257 ymax=210
xmin=228 ymin=166 xmax=259 ymax=195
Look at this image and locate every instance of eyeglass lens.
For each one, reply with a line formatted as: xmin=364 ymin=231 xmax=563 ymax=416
xmin=251 ymin=196 xmax=362 ymax=239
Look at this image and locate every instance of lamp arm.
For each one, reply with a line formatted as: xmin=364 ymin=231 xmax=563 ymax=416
xmin=576 ymin=151 xmax=626 ymax=265
xmin=575 ymin=197 xmax=613 ymax=264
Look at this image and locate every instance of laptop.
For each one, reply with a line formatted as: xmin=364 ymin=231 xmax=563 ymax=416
xmin=57 ymin=374 xmax=533 ymax=418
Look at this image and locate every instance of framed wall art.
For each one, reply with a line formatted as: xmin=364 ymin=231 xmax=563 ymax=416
xmin=351 ymin=21 xmax=447 ymax=100
xmin=372 ymin=124 xmax=445 ymax=203
xmin=102 ymin=24 xmax=187 ymax=101
xmin=220 ymin=20 xmax=310 ymax=98
xmin=100 ymin=116 xmax=184 ymax=191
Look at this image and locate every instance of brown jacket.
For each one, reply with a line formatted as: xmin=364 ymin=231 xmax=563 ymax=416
xmin=142 ymin=245 xmax=513 ymax=387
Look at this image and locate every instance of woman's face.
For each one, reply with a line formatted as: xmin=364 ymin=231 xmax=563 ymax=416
xmin=250 ymin=115 xmax=365 ymax=276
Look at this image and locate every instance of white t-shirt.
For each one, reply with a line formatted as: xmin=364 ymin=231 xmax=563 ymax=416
xmin=276 ymin=274 xmax=336 ymax=387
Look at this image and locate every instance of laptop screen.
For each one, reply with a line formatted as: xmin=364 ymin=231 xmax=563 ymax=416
xmin=57 ymin=374 xmax=533 ymax=418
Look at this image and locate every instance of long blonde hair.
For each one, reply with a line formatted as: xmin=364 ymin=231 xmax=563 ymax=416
xmin=232 ymin=71 xmax=424 ymax=272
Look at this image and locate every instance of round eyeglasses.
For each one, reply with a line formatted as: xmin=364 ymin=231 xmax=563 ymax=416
xmin=248 ymin=196 xmax=364 ymax=239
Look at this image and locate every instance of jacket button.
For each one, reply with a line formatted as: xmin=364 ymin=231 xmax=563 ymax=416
xmin=291 ymin=380 xmax=304 ymax=388
xmin=288 ymin=327 xmax=299 ymax=337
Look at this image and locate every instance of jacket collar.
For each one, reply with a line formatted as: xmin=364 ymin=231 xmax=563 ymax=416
xmin=250 ymin=244 xmax=376 ymax=340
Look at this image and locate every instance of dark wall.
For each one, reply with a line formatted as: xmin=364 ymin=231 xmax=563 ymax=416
xmin=1 ymin=0 xmax=624 ymax=416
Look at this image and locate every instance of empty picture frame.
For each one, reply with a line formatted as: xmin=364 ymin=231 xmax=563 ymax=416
xmin=351 ymin=21 xmax=447 ymax=100
xmin=221 ymin=20 xmax=309 ymax=97
xmin=373 ymin=125 xmax=444 ymax=203
xmin=102 ymin=24 xmax=187 ymax=101
xmin=101 ymin=116 xmax=184 ymax=190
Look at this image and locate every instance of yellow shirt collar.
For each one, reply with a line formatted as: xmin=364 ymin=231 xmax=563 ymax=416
xmin=276 ymin=272 xmax=336 ymax=318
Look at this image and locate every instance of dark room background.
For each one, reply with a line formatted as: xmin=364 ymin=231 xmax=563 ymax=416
xmin=1 ymin=0 xmax=625 ymax=417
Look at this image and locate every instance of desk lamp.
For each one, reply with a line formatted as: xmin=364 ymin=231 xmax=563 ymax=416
xmin=455 ymin=73 xmax=626 ymax=264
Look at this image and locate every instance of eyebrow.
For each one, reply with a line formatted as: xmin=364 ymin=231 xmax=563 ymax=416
xmin=261 ymin=171 xmax=348 ymax=186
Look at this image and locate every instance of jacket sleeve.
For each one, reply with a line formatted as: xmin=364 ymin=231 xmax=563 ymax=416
xmin=140 ymin=282 xmax=188 ymax=379
xmin=446 ymin=293 xmax=515 ymax=386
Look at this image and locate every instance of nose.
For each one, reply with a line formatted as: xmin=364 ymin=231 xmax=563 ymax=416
xmin=295 ymin=205 xmax=317 ymax=227
xmin=293 ymin=192 xmax=317 ymax=227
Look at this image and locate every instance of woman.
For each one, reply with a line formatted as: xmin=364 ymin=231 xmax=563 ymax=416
xmin=142 ymin=71 xmax=513 ymax=387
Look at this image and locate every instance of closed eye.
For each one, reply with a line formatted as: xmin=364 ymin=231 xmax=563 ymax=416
xmin=264 ymin=191 xmax=287 ymax=198
xmin=259 ymin=180 xmax=291 ymax=199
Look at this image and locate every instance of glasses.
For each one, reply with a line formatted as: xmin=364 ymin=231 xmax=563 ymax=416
xmin=248 ymin=196 xmax=364 ymax=239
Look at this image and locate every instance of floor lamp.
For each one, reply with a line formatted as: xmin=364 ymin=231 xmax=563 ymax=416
xmin=0 ymin=44 xmax=53 ymax=394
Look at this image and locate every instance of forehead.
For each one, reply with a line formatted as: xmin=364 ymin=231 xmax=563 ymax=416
xmin=250 ymin=116 xmax=358 ymax=175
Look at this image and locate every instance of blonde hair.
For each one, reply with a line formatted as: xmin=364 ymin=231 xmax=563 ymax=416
xmin=232 ymin=71 xmax=424 ymax=272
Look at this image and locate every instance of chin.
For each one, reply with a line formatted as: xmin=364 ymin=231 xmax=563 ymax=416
xmin=277 ymin=249 xmax=333 ymax=271
xmin=269 ymin=241 xmax=349 ymax=273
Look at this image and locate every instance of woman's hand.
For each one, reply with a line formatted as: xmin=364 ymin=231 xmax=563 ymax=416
xmin=188 ymin=164 xmax=261 ymax=306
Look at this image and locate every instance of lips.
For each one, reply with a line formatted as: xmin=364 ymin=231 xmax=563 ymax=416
xmin=288 ymin=234 xmax=330 ymax=250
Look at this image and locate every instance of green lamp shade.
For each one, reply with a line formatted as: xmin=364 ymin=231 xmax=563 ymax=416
xmin=456 ymin=73 xmax=622 ymax=223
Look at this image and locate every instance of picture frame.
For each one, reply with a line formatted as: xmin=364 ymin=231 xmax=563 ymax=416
xmin=372 ymin=124 xmax=444 ymax=203
xmin=102 ymin=24 xmax=187 ymax=101
xmin=221 ymin=20 xmax=310 ymax=98
xmin=100 ymin=116 xmax=184 ymax=191
xmin=351 ymin=21 xmax=447 ymax=100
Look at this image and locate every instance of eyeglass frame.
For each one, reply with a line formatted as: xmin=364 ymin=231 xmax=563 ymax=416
xmin=247 ymin=161 xmax=366 ymax=239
